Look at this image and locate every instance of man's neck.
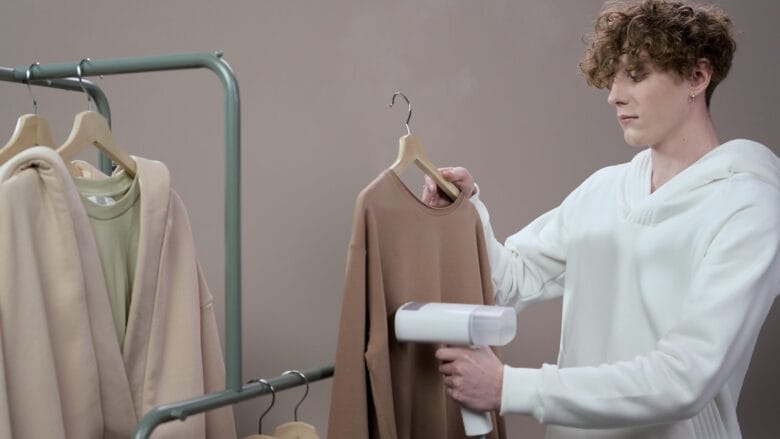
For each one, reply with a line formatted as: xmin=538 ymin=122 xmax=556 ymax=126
xmin=649 ymin=112 xmax=719 ymax=193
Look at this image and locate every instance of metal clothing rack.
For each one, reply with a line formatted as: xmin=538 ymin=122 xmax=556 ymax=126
xmin=0 ymin=53 xmax=334 ymax=437
xmin=134 ymin=365 xmax=335 ymax=439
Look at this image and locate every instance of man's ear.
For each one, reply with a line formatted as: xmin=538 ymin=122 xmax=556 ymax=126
xmin=689 ymin=58 xmax=713 ymax=97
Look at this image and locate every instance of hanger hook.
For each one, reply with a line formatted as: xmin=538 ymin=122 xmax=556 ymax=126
xmin=249 ymin=378 xmax=275 ymax=434
xmin=76 ymin=58 xmax=93 ymax=111
xmin=25 ymin=63 xmax=40 ymax=114
xmin=389 ymin=91 xmax=412 ymax=135
xmin=282 ymin=370 xmax=310 ymax=422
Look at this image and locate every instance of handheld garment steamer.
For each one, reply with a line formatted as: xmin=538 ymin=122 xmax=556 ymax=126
xmin=394 ymin=302 xmax=517 ymax=437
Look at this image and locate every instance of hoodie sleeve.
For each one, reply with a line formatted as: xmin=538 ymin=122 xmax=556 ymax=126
xmin=500 ymin=201 xmax=780 ymax=427
xmin=469 ymin=186 xmax=570 ymax=312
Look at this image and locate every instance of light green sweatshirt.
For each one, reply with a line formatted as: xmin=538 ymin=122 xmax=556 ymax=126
xmin=74 ymin=168 xmax=140 ymax=346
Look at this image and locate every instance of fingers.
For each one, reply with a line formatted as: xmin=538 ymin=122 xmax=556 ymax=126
xmin=421 ymin=177 xmax=451 ymax=207
xmin=421 ymin=178 xmax=434 ymax=204
xmin=439 ymin=167 xmax=476 ymax=197
xmin=424 ymin=175 xmax=435 ymax=188
xmin=422 ymin=187 xmax=447 ymax=207
xmin=436 ymin=346 xmax=478 ymax=363
xmin=439 ymin=166 xmax=462 ymax=181
xmin=438 ymin=166 xmax=466 ymax=181
xmin=472 ymin=345 xmax=492 ymax=355
xmin=444 ymin=384 xmax=471 ymax=406
xmin=421 ymin=176 xmax=438 ymax=204
xmin=443 ymin=374 xmax=466 ymax=402
xmin=438 ymin=361 xmax=457 ymax=375
xmin=443 ymin=375 xmax=461 ymax=390
xmin=437 ymin=345 xmax=504 ymax=411
xmin=421 ymin=175 xmax=436 ymax=199
xmin=422 ymin=166 xmax=476 ymax=206
xmin=444 ymin=383 xmax=462 ymax=403
xmin=435 ymin=346 xmax=470 ymax=362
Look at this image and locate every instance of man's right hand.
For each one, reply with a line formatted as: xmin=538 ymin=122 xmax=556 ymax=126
xmin=421 ymin=167 xmax=476 ymax=207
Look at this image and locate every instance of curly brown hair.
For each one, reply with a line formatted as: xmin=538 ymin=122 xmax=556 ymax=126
xmin=580 ymin=0 xmax=736 ymax=107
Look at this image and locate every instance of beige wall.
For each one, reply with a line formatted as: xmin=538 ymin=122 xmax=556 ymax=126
xmin=2 ymin=1 xmax=778 ymax=437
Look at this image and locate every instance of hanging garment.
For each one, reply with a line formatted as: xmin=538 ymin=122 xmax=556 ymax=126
xmin=73 ymin=165 xmax=140 ymax=345
xmin=0 ymin=147 xmax=236 ymax=438
xmin=328 ymin=169 xmax=506 ymax=439
xmin=0 ymin=151 xmax=103 ymax=439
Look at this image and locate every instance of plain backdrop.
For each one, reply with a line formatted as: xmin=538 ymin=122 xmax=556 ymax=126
xmin=1 ymin=1 xmax=778 ymax=437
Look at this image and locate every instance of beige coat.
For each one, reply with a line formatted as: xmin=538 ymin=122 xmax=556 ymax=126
xmin=0 ymin=147 xmax=235 ymax=438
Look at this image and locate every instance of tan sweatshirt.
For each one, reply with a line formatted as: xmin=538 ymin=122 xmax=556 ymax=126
xmin=0 ymin=147 xmax=235 ymax=438
xmin=328 ymin=169 xmax=506 ymax=439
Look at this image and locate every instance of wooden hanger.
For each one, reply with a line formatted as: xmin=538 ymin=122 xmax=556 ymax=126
xmin=271 ymin=371 xmax=320 ymax=439
xmin=391 ymin=133 xmax=459 ymax=200
xmin=57 ymin=110 xmax=136 ymax=177
xmin=388 ymin=92 xmax=459 ymax=201
xmin=0 ymin=63 xmax=56 ymax=165
xmin=56 ymin=58 xmax=135 ymax=178
xmin=273 ymin=422 xmax=319 ymax=439
xmin=0 ymin=114 xmax=55 ymax=165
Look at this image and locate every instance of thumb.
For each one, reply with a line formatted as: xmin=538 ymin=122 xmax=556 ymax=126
xmin=424 ymin=175 xmax=436 ymax=191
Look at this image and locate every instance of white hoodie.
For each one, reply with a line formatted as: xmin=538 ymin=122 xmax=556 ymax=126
xmin=470 ymin=139 xmax=780 ymax=438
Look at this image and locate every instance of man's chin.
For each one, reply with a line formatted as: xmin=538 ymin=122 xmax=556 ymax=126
xmin=623 ymin=133 xmax=647 ymax=148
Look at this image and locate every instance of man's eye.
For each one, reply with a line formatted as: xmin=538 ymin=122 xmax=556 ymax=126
xmin=628 ymin=72 xmax=646 ymax=82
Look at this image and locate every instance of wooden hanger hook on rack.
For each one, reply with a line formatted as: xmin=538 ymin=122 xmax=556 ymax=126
xmin=0 ymin=62 xmax=56 ymax=164
xmin=25 ymin=62 xmax=41 ymax=115
xmin=281 ymin=369 xmax=309 ymax=422
xmin=274 ymin=371 xmax=320 ymax=439
xmin=57 ymin=58 xmax=137 ymax=178
xmin=244 ymin=378 xmax=276 ymax=438
xmin=388 ymin=91 xmax=460 ymax=201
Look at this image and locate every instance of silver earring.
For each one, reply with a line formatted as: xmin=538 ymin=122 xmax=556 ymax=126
xmin=688 ymin=92 xmax=696 ymax=103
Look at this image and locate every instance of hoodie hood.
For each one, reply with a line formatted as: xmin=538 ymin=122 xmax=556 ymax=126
xmin=620 ymin=139 xmax=780 ymax=225
xmin=714 ymin=139 xmax=780 ymax=189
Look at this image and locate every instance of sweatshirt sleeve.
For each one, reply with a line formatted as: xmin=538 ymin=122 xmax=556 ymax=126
xmin=328 ymin=201 xmax=398 ymax=438
xmin=469 ymin=186 xmax=568 ymax=311
xmin=500 ymin=203 xmax=780 ymax=428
